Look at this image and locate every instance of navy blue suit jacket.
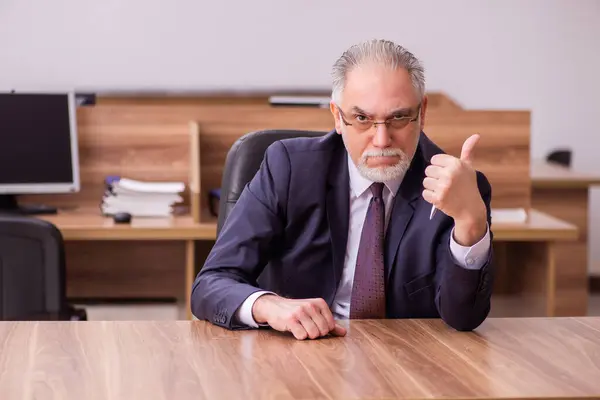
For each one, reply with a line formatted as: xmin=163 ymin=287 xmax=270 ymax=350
xmin=191 ymin=130 xmax=494 ymax=331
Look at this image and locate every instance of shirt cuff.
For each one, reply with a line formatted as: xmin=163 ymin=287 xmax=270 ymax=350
xmin=449 ymin=224 xmax=491 ymax=270
xmin=234 ymin=290 xmax=274 ymax=328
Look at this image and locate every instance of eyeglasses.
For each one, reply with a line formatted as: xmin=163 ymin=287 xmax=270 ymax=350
xmin=337 ymin=103 xmax=421 ymax=132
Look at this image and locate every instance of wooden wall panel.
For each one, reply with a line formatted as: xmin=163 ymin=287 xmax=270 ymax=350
xmin=19 ymin=92 xmax=530 ymax=301
xmin=33 ymin=93 xmax=525 ymax=213
xmin=36 ymin=96 xmax=528 ymax=213
xmin=425 ymin=111 xmax=531 ymax=209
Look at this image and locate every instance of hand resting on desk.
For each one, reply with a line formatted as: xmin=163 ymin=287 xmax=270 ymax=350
xmin=253 ymin=295 xmax=347 ymax=340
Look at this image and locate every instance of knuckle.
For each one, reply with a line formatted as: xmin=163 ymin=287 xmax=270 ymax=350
xmin=300 ymin=306 xmax=314 ymax=316
xmin=315 ymin=298 xmax=327 ymax=308
xmin=286 ymin=321 xmax=297 ymax=332
xmin=290 ymin=310 xmax=303 ymax=321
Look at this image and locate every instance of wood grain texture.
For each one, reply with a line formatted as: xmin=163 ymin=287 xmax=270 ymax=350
xmin=532 ymin=185 xmax=590 ymax=316
xmin=45 ymin=207 xmax=574 ymax=314
xmin=64 ymin=241 xmax=185 ymax=299
xmin=0 ymin=319 xmax=599 ymax=399
xmin=96 ymin=91 xmax=457 ymax=109
xmin=189 ymin=121 xmax=202 ymax=223
xmin=196 ymin=104 xmax=531 ymax=211
xmin=17 ymin=92 xmax=530 ymax=305
xmin=491 ymin=209 xmax=577 ymax=241
xmin=41 ymin=208 xmax=575 ymax=243
xmin=38 ymin=210 xmax=216 ymax=240
xmin=530 ymin=160 xmax=600 ymax=315
xmin=47 ymin=92 xmax=530 ymax=212
xmin=492 ymin=240 xmax=569 ymax=316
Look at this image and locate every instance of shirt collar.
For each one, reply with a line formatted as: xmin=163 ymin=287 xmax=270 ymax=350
xmin=347 ymin=154 xmax=403 ymax=198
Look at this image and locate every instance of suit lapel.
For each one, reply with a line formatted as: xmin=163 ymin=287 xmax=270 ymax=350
xmin=326 ymin=137 xmax=349 ymax=305
xmin=385 ymin=144 xmax=426 ymax=281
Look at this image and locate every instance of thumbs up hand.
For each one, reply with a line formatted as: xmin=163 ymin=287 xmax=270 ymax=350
xmin=423 ymin=134 xmax=488 ymax=246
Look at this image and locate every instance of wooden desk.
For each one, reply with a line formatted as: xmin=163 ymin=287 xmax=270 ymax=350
xmin=491 ymin=209 xmax=577 ymax=316
xmin=39 ymin=212 xmax=216 ymax=241
xmin=38 ymin=208 xmax=575 ymax=319
xmin=1 ymin=318 xmax=598 ymax=399
xmin=38 ymin=211 xmax=216 ymax=319
xmin=492 ymin=208 xmax=577 ymax=241
xmin=531 ymin=160 xmax=600 ymax=315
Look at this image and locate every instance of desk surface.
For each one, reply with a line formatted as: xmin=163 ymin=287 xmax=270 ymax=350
xmin=0 ymin=318 xmax=598 ymax=399
xmin=491 ymin=208 xmax=577 ymax=241
xmin=39 ymin=211 xmax=216 ymax=240
xmin=39 ymin=208 xmax=576 ymax=242
xmin=532 ymin=160 xmax=600 ymax=189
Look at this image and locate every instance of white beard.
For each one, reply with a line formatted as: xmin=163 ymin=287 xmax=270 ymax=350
xmin=356 ymin=148 xmax=412 ymax=182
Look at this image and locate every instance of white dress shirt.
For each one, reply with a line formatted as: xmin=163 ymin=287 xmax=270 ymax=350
xmin=235 ymin=155 xmax=491 ymax=327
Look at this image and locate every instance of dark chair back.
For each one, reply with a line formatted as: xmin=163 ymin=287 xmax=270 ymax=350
xmin=0 ymin=215 xmax=85 ymax=320
xmin=217 ymin=129 xmax=327 ymax=235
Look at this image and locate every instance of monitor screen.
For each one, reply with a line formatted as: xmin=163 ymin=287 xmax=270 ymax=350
xmin=0 ymin=92 xmax=80 ymax=194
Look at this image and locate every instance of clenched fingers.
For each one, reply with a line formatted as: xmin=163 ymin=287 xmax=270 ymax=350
xmin=422 ymin=177 xmax=441 ymax=191
xmin=297 ymin=312 xmax=322 ymax=339
xmin=287 ymin=319 xmax=308 ymax=340
xmin=311 ymin=298 xmax=336 ymax=331
xmin=425 ymin=165 xmax=446 ymax=179
xmin=430 ymin=153 xmax=458 ymax=168
xmin=422 ymin=189 xmax=437 ymax=206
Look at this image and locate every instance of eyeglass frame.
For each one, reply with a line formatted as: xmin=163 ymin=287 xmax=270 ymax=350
xmin=336 ymin=102 xmax=422 ymax=131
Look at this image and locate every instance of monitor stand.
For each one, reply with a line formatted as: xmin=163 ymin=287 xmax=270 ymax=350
xmin=0 ymin=194 xmax=58 ymax=215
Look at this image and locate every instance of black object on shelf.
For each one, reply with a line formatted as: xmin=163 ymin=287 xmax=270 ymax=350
xmin=546 ymin=149 xmax=572 ymax=168
xmin=75 ymin=93 xmax=96 ymax=106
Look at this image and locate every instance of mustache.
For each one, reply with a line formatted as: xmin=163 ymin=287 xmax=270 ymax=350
xmin=361 ymin=148 xmax=405 ymax=158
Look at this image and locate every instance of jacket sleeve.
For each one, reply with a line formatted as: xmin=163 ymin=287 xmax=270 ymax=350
xmin=190 ymin=141 xmax=290 ymax=329
xmin=434 ymin=171 xmax=494 ymax=331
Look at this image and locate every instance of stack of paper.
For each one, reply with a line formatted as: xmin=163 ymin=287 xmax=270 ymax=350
xmin=101 ymin=177 xmax=185 ymax=217
xmin=491 ymin=208 xmax=528 ymax=223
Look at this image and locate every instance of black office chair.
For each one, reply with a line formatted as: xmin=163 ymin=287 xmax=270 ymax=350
xmin=0 ymin=215 xmax=86 ymax=321
xmin=546 ymin=148 xmax=572 ymax=168
xmin=217 ymin=129 xmax=327 ymax=235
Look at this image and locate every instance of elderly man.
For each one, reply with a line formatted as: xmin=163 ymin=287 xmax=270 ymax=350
xmin=191 ymin=39 xmax=493 ymax=339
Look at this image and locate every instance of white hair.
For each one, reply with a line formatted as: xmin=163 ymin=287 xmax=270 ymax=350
xmin=331 ymin=39 xmax=425 ymax=104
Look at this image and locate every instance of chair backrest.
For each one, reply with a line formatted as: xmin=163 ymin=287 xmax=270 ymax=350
xmin=217 ymin=129 xmax=328 ymax=235
xmin=0 ymin=215 xmax=67 ymax=320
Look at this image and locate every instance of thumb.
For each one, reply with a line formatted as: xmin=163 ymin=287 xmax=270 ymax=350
xmin=460 ymin=133 xmax=480 ymax=163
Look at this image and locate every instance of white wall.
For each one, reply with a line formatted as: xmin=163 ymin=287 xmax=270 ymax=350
xmin=2 ymin=0 xmax=600 ymax=268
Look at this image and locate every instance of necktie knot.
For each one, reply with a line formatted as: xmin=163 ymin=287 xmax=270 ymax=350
xmin=370 ymin=182 xmax=384 ymax=199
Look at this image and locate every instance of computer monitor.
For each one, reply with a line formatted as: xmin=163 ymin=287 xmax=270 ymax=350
xmin=0 ymin=92 xmax=80 ymax=214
